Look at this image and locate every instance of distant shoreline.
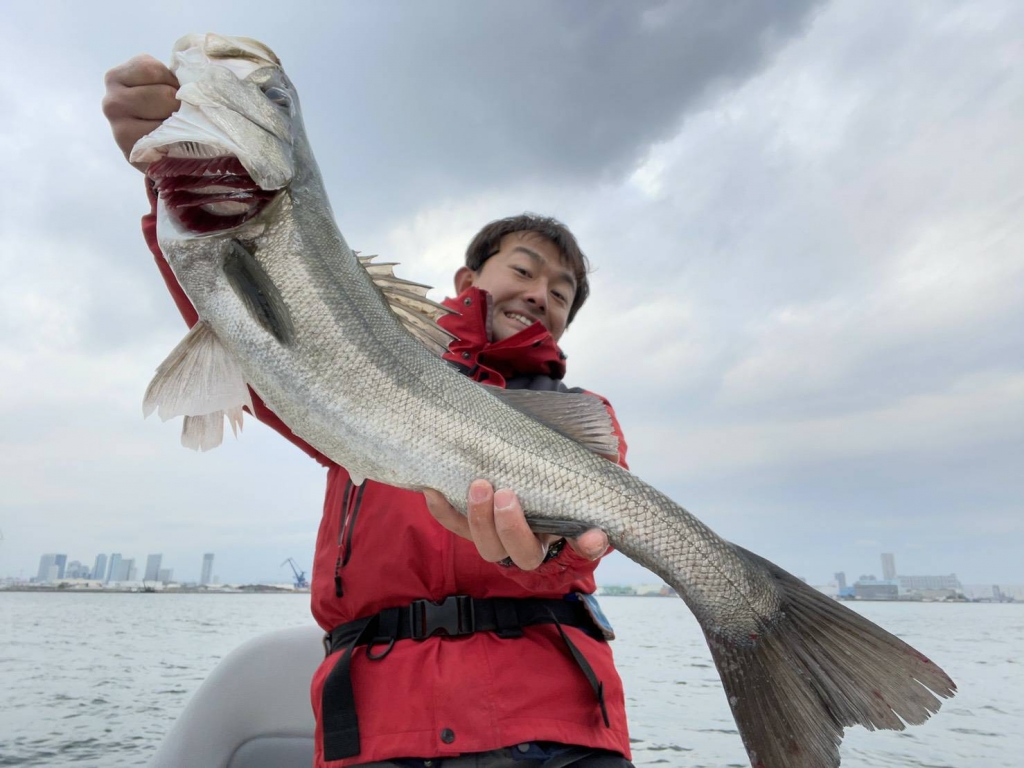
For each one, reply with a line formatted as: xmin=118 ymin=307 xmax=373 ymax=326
xmin=0 ymin=585 xmax=1018 ymax=603
xmin=0 ymin=585 xmax=307 ymax=594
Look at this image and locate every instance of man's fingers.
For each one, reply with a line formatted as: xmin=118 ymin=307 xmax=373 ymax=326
xmin=102 ymin=84 xmax=181 ymax=121
xmin=109 ymin=117 xmax=168 ymax=166
xmin=102 ymin=54 xmax=182 ymax=170
xmin=568 ymin=528 xmax=609 ymax=560
xmin=106 ymin=54 xmax=179 ymax=89
xmin=493 ymin=489 xmax=546 ymax=570
xmin=467 ymin=480 xmax=509 ymax=563
xmin=423 ymin=489 xmax=471 ymax=539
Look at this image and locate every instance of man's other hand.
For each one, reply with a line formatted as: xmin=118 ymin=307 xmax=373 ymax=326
xmin=102 ymin=54 xmax=180 ymax=172
xmin=423 ymin=481 xmax=608 ymax=571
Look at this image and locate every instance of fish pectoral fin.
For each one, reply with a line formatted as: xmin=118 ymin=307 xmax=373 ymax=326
xmin=224 ymin=240 xmax=295 ymax=345
xmin=143 ymin=320 xmax=254 ymax=452
xmin=489 ymin=389 xmax=620 ymax=457
xmin=357 ymin=253 xmax=458 ymax=357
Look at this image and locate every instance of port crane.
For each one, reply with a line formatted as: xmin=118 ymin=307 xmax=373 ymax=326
xmin=281 ymin=558 xmax=309 ymax=589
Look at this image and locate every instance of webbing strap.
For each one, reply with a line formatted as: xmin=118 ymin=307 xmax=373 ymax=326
xmin=320 ymin=596 xmax=609 ymax=760
xmin=544 ymin=606 xmax=610 ymax=727
xmin=320 ymin=616 xmax=373 ymax=759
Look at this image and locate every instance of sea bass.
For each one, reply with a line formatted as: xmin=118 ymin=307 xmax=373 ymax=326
xmin=132 ymin=33 xmax=955 ymax=768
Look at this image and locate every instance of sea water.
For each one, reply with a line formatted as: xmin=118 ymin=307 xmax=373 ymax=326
xmin=0 ymin=593 xmax=1020 ymax=767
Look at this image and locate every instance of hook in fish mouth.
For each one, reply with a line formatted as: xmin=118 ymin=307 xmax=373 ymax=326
xmin=148 ymin=151 xmax=279 ymax=234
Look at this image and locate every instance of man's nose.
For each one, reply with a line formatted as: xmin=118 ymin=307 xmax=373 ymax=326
xmin=523 ymin=282 xmax=547 ymax=312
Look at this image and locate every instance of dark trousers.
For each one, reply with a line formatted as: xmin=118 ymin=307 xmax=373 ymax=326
xmin=355 ymin=744 xmax=634 ymax=768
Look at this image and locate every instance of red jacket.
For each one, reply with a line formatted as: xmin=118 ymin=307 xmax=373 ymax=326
xmin=142 ymin=193 xmax=631 ymax=765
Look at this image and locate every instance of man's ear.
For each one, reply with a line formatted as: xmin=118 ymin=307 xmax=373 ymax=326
xmin=453 ymin=266 xmax=476 ymax=295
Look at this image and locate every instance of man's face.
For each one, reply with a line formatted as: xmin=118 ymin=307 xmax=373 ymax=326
xmin=454 ymin=232 xmax=577 ymax=342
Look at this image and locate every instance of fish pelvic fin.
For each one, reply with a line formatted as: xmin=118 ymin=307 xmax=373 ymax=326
xmin=357 ymin=252 xmax=457 ymax=357
xmin=143 ymin=320 xmax=254 ymax=452
xmin=697 ymin=545 xmax=956 ymax=768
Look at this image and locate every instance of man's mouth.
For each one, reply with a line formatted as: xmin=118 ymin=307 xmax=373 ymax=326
xmin=148 ymin=156 xmax=278 ymax=234
xmin=504 ymin=311 xmax=540 ymax=330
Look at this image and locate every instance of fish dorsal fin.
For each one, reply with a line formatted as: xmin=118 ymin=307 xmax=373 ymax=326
xmin=357 ymin=252 xmax=457 ymax=357
xmin=143 ymin=320 xmax=254 ymax=452
xmin=489 ymin=389 xmax=620 ymax=457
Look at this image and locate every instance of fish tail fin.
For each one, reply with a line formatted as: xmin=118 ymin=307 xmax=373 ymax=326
xmin=697 ymin=546 xmax=956 ymax=768
xmin=143 ymin=321 xmax=254 ymax=451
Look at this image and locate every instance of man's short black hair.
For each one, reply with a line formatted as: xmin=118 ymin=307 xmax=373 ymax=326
xmin=465 ymin=213 xmax=591 ymax=325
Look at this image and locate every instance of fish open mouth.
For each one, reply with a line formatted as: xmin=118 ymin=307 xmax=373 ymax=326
xmin=148 ymin=155 xmax=278 ymax=234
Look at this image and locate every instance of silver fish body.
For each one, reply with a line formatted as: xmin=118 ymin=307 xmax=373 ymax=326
xmin=135 ymin=33 xmax=956 ymax=768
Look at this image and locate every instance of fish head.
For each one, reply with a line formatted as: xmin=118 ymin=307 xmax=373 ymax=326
xmin=131 ymin=33 xmax=301 ymax=236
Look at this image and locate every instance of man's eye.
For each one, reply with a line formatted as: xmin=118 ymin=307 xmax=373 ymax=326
xmin=552 ymin=291 xmax=567 ymax=304
xmin=513 ymin=266 xmax=530 ymax=277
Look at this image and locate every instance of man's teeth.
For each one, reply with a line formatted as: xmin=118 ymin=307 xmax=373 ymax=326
xmin=505 ymin=312 xmax=533 ymax=327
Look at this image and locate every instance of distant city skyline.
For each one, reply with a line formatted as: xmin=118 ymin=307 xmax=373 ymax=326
xmin=18 ymin=550 xmax=213 ymax=585
xmin=7 ymin=546 xmax=1022 ymax=590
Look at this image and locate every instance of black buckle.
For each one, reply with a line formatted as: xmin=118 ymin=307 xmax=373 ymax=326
xmin=409 ymin=595 xmax=475 ymax=640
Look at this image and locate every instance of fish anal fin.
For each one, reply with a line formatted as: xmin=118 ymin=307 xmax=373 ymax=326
xmin=523 ymin=516 xmax=593 ymax=539
xmin=489 ymin=389 xmax=619 ymax=457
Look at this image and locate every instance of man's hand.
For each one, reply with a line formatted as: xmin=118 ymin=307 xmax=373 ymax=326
xmin=423 ymin=480 xmax=608 ymax=570
xmin=101 ymin=54 xmax=180 ymax=172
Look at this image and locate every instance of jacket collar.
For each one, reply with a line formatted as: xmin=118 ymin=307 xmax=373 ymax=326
xmin=438 ymin=286 xmax=567 ymax=384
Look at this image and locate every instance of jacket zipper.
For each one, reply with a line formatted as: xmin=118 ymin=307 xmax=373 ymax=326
xmin=334 ymin=479 xmax=367 ymax=598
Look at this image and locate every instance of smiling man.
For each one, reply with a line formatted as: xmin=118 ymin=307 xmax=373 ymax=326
xmin=459 ymin=223 xmax=583 ymax=343
xmin=104 ymin=54 xmax=634 ymax=768
xmin=425 ymin=216 xmax=618 ymax=573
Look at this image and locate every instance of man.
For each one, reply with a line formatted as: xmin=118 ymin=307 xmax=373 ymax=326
xmin=103 ymin=54 xmax=634 ymax=768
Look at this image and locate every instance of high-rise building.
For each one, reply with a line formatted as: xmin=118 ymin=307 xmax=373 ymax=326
xmin=53 ymin=554 xmax=67 ymax=579
xmin=65 ymin=560 xmax=88 ymax=579
xmin=107 ymin=553 xmax=123 ymax=583
xmin=144 ymin=554 xmax=163 ymax=583
xmin=93 ymin=554 xmax=108 ymax=582
xmin=124 ymin=559 xmax=137 ymax=582
xmin=200 ymin=553 xmax=214 ymax=585
xmin=834 ymin=572 xmax=847 ymax=591
xmin=157 ymin=568 xmax=174 ymax=584
xmin=36 ymin=554 xmax=57 ymax=582
xmin=881 ymin=553 xmax=897 ymax=581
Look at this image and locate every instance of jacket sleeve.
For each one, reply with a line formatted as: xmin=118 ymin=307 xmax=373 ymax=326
xmin=141 ymin=181 xmax=333 ymax=467
xmin=495 ymin=391 xmax=629 ymax=591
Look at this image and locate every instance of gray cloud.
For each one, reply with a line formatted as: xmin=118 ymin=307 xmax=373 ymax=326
xmin=1 ymin=1 xmax=1022 ymax=591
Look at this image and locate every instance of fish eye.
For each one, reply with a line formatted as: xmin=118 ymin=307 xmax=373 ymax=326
xmin=263 ymin=86 xmax=292 ymax=109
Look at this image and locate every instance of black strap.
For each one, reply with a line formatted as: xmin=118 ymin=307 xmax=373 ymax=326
xmin=320 ymin=616 xmax=374 ymax=759
xmin=320 ymin=595 xmax=608 ymax=760
xmin=544 ymin=606 xmax=610 ymax=727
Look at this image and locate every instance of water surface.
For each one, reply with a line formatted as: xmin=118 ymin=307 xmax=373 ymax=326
xmin=0 ymin=593 xmax=1019 ymax=766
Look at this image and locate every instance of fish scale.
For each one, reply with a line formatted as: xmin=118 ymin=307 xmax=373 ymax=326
xmin=133 ymin=32 xmax=956 ymax=768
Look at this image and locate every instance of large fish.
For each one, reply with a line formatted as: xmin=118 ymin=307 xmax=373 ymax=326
xmin=132 ymin=33 xmax=955 ymax=768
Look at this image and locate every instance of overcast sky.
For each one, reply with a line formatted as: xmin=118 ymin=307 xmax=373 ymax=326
xmin=1 ymin=1 xmax=1022 ymax=589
